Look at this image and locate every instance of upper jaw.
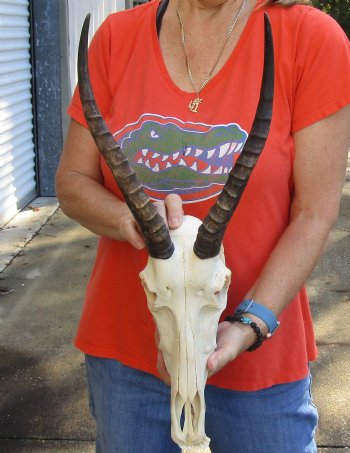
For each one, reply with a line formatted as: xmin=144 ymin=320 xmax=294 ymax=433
xmin=170 ymin=364 xmax=209 ymax=448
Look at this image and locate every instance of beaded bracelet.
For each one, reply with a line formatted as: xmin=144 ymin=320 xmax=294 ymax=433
xmin=225 ymin=314 xmax=264 ymax=352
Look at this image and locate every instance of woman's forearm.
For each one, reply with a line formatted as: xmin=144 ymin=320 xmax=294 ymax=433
xmin=56 ymin=170 xmax=138 ymax=242
xmin=56 ymin=120 xmax=148 ymax=248
xmin=246 ymin=210 xmax=334 ymax=316
xmin=246 ymin=105 xmax=350 ymax=319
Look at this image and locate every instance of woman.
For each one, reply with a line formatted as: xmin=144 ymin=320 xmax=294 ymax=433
xmin=56 ymin=0 xmax=350 ymax=451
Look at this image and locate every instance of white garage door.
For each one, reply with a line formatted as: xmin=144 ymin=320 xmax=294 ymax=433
xmin=67 ymin=0 xmax=126 ymax=95
xmin=0 ymin=0 xmax=36 ymax=225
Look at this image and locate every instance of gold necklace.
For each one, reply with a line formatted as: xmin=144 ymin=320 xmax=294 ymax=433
xmin=176 ymin=0 xmax=247 ymax=113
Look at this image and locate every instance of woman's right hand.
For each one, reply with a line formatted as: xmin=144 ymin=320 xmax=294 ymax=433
xmin=121 ymin=193 xmax=184 ymax=250
xmin=57 ymin=120 xmax=184 ymax=247
xmin=153 ymin=193 xmax=184 ymax=230
xmin=116 ymin=203 xmax=146 ymax=250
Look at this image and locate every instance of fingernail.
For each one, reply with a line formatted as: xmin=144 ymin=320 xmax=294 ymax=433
xmin=169 ymin=217 xmax=180 ymax=228
xmin=135 ymin=241 xmax=145 ymax=250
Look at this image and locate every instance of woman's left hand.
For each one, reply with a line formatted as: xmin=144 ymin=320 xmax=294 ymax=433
xmin=207 ymin=319 xmax=267 ymax=377
xmin=155 ymin=321 xmax=254 ymax=384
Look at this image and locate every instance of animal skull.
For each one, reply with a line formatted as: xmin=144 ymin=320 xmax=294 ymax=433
xmin=140 ymin=216 xmax=231 ymax=449
xmin=77 ymin=12 xmax=273 ymax=451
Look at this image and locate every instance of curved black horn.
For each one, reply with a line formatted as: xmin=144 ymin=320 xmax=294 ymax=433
xmin=193 ymin=13 xmax=274 ymax=259
xmin=78 ymin=14 xmax=174 ymax=259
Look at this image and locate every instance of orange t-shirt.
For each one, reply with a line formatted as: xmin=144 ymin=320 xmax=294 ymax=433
xmin=68 ymin=0 xmax=350 ymax=391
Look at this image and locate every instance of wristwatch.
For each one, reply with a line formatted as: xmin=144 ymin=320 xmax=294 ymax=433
xmin=234 ymin=299 xmax=280 ymax=338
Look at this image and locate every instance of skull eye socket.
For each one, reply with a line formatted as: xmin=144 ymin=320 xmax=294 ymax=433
xmin=142 ymin=281 xmax=158 ymax=306
xmin=213 ymin=274 xmax=231 ymax=297
xmin=148 ymin=291 xmax=157 ymax=304
xmin=222 ymin=274 xmax=231 ymax=290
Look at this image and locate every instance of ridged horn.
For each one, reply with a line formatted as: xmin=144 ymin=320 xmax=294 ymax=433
xmin=78 ymin=14 xmax=174 ymax=259
xmin=193 ymin=13 xmax=274 ymax=259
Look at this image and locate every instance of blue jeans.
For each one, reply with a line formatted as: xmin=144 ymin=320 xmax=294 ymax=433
xmin=85 ymin=355 xmax=318 ymax=453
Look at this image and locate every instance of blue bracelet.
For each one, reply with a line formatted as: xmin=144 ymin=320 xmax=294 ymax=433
xmin=234 ymin=299 xmax=280 ymax=337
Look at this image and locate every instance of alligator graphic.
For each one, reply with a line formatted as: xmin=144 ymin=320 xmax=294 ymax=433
xmin=117 ymin=115 xmax=247 ymax=202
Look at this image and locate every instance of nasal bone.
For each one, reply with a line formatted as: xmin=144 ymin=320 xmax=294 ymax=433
xmin=178 ymin=317 xmax=198 ymax=402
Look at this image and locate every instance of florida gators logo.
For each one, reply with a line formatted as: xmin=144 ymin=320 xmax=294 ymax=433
xmin=114 ymin=114 xmax=248 ymax=203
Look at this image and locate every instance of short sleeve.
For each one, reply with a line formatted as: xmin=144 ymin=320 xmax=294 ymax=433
xmin=292 ymin=9 xmax=350 ymax=133
xmin=67 ymin=16 xmax=112 ymax=127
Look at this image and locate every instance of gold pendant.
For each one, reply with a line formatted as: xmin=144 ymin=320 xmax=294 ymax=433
xmin=188 ymin=98 xmax=202 ymax=113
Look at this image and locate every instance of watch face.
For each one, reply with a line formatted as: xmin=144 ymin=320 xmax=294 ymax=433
xmin=272 ymin=321 xmax=281 ymax=335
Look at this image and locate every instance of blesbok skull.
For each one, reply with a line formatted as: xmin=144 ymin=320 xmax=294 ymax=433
xmin=140 ymin=216 xmax=231 ymax=449
xmin=77 ymin=12 xmax=273 ymax=451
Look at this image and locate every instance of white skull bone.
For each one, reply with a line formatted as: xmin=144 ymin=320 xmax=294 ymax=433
xmin=140 ymin=215 xmax=231 ymax=450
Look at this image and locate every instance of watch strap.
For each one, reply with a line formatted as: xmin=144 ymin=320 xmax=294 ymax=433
xmin=235 ymin=299 xmax=280 ymax=337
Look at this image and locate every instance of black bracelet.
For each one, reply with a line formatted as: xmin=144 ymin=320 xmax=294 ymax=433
xmin=225 ymin=314 xmax=264 ymax=352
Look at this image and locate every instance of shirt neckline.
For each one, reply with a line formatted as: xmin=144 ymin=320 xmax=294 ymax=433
xmin=151 ymin=0 xmax=263 ymax=99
